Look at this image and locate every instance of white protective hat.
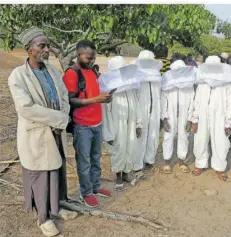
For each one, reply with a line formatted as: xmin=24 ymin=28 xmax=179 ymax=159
xmin=138 ymin=50 xmax=155 ymax=60
xmin=136 ymin=50 xmax=163 ymax=69
xmin=134 ymin=50 xmax=163 ymax=83
xmin=162 ymin=59 xmax=196 ymax=91
xmin=108 ymin=56 xmax=126 ymax=71
xmin=199 ymin=55 xmax=223 ymax=75
xmin=196 ymin=55 xmax=231 ymax=87
xmin=205 ymin=55 xmax=221 ymax=64
xmin=170 ymin=60 xmax=186 ymax=70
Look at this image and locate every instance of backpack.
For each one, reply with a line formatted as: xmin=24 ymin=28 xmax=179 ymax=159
xmin=66 ymin=66 xmax=99 ymax=134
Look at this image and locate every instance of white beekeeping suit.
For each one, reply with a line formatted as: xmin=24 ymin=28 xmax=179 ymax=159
xmin=133 ymin=50 xmax=163 ymax=176
xmin=161 ymin=60 xmax=196 ymax=174
xmin=102 ymin=56 xmax=142 ymax=189
xmin=192 ymin=56 xmax=231 ymax=180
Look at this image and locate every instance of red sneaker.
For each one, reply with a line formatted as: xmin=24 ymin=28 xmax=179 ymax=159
xmin=82 ymin=194 xmax=99 ymax=207
xmin=94 ymin=188 xmax=112 ymax=198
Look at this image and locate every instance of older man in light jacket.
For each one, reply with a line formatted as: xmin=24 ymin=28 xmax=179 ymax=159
xmin=8 ymin=26 xmax=77 ymax=237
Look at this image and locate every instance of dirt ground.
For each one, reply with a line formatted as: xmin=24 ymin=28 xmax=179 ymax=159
xmin=1 ymin=50 xmax=231 ymax=237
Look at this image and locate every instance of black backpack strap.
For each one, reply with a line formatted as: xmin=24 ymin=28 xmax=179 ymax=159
xmin=76 ymin=69 xmax=87 ymax=98
xmin=66 ymin=65 xmax=99 ymax=98
xmin=92 ymin=67 xmax=100 ymax=78
xmin=66 ymin=66 xmax=87 ymax=98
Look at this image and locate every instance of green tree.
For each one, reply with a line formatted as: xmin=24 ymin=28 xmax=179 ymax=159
xmin=200 ymin=34 xmax=223 ymax=55
xmin=217 ymin=20 xmax=231 ymax=39
xmin=0 ymin=4 xmax=216 ymax=70
xmin=168 ymin=42 xmax=195 ymax=58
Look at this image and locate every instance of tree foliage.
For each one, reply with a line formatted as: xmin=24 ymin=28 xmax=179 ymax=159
xmin=200 ymin=34 xmax=231 ymax=56
xmin=168 ymin=42 xmax=195 ymax=58
xmin=0 ymin=4 xmax=216 ymax=69
xmin=217 ymin=20 xmax=231 ymax=39
xmin=169 ymin=35 xmax=231 ymax=61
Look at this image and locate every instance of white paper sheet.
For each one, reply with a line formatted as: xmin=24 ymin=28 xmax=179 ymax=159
xmin=99 ymin=64 xmax=146 ymax=93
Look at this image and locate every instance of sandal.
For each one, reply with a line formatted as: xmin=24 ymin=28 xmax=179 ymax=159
xmin=134 ymin=170 xmax=147 ymax=180
xmin=192 ymin=168 xmax=204 ymax=176
xmin=115 ymin=183 xmax=124 ymax=191
xmin=162 ymin=165 xmax=172 ymax=174
xmin=178 ymin=164 xmax=190 ymax=173
xmin=122 ymin=172 xmax=137 ymax=186
xmin=217 ymin=172 xmax=229 ymax=181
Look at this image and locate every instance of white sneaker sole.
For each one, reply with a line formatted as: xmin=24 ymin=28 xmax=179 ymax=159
xmin=94 ymin=193 xmax=112 ymax=198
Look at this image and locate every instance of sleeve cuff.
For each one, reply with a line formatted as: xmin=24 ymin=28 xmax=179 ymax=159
xmin=161 ymin=113 xmax=168 ymax=121
xmin=191 ymin=118 xmax=199 ymax=123
xmin=187 ymin=116 xmax=193 ymax=122
xmin=136 ymin=123 xmax=143 ymax=129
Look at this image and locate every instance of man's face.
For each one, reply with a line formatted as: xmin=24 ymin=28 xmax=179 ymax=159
xmin=77 ymin=47 xmax=96 ymax=69
xmin=28 ymin=35 xmax=50 ymax=63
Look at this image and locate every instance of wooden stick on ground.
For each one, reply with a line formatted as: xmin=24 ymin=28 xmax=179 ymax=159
xmin=0 ymin=156 xmax=19 ymax=174
xmin=66 ymin=162 xmax=76 ymax=169
xmin=0 ymin=201 xmax=24 ymax=206
xmin=0 ymin=178 xmax=23 ymax=191
xmin=0 ymin=160 xmax=20 ymax=164
xmin=60 ymin=201 xmax=168 ymax=230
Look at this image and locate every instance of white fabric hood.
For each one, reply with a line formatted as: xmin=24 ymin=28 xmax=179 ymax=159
xmin=196 ymin=56 xmax=231 ymax=87
xmin=133 ymin=50 xmax=163 ymax=83
xmin=162 ymin=60 xmax=197 ymax=91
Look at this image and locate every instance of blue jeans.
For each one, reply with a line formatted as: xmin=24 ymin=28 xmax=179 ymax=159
xmin=73 ymin=124 xmax=102 ymax=196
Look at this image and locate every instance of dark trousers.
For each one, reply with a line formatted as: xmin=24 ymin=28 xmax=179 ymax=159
xmin=54 ymin=133 xmax=68 ymax=201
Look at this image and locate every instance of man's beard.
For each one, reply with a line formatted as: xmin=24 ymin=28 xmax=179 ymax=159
xmin=36 ymin=55 xmax=49 ymax=69
xmin=79 ymin=61 xmax=92 ymax=69
xmin=39 ymin=52 xmax=49 ymax=61
xmin=38 ymin=55 xmax=49 ymax=65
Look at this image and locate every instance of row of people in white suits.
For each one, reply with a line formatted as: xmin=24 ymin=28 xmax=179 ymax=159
xmin=100 ymin=51 xmax=231 ymax=189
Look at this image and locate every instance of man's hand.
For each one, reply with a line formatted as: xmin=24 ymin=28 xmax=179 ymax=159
xmin=225 ymin=128 xmax=231 ymax=136
xmin=95 ymin=93 xmax=112 ymax=103
xmin=185 ymin=121 xmax=192 ymax=133
xmin=163 ymin=119 xmax=170 ymax=132
xmin=191 ymin=123 xmax=198 ymax=133
xmin=108 ymin=140 xmax=114 ymax=145
xmin=136 ymin=128 xmax=142 ymax=138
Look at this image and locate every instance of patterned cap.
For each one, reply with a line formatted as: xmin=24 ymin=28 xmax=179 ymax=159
xmin=220 ymin=52 xmax=229 ymax=60
xmin=19 ymin=26 xmax=44 ymax=47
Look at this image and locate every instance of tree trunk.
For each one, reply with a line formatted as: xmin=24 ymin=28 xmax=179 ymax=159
xmin=59 ymin=51 xmax=78 ymax=72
